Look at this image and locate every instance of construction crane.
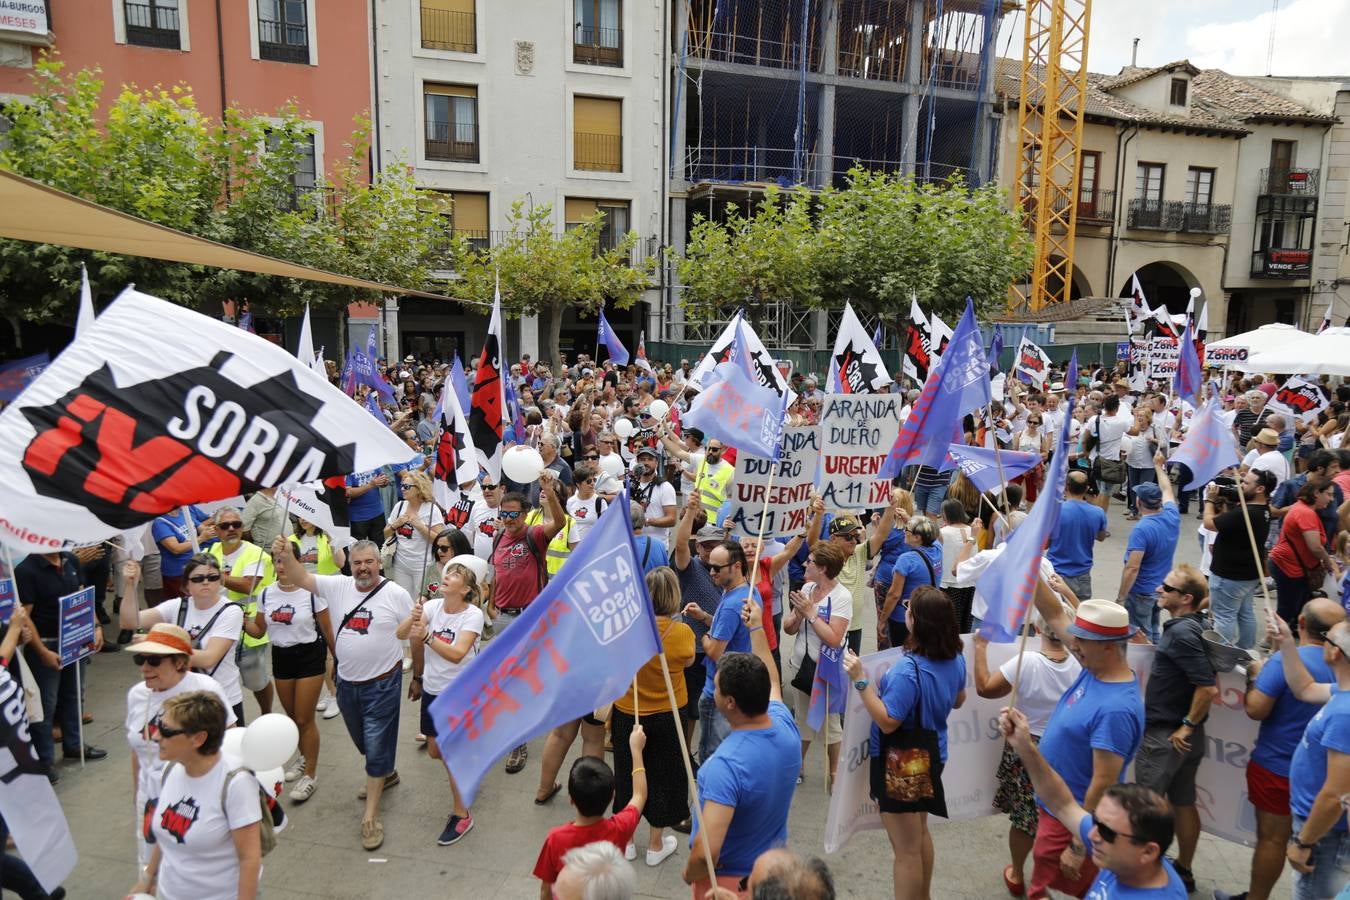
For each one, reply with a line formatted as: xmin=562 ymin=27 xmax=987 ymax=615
xmin=1012 ymin=0 xmax=1092 ymax=313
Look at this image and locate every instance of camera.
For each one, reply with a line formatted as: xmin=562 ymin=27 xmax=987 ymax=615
xmin=1212 ymin=475 xmax=1240 ymax=504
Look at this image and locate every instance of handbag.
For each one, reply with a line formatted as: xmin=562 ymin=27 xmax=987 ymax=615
xmin=877 ymin=656 xmax=948 ymax=816
xmin=791 ymin=593 xmax=834 ymax=695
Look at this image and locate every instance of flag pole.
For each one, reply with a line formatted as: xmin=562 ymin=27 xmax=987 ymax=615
xmin=745 ymin=466 xmax=778 ymax=601
xmin=1234 ymin=483 xmax=1277 ymax=624
xmin=1005 ymin=580 xmax=1041 ymax=711
xmin=632 ymin=681 xmax=640 ymax=723
xmin=656 ymin=651 xmax=718 ymax=883
xmin=183 ymin=506 xmax=201 ymax=554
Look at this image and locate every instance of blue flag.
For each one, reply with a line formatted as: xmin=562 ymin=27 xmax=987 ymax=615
xmin=806 ymin=596 xmax=848 ymax=732
xmin=940 ymin=445 xmax=1040 ymax=494
xmin=683 ymin=320 xmax=785 ymax=460
xmin=880 ymin=299 xmax=990 ymax=478
xmin=503 ymin=374 xmax=527 ymax=444
xmin=990 ymin=330 xmax=1005 ymax=373
xmin=1170 ymin=400 xmax=1240 ymax=490
xmin=872 ymin=323 xmax=884 ymax=348
xmin=0 ymin=353 xmax=50 ymax=403
xmin=428 ymin=496 xmax=662 ymax=807
xmin=976 ymin=352 xmax=1077 ymax=642
xmin=363 ymin=390 xmax=386 ymax=423
xmin=450 ymin=351 xmax=471 ymax=415
xmin=1174 ymin=322 xmax=1201 ymax=406
xmin=597 ymin=309 xmax=630 ymax=365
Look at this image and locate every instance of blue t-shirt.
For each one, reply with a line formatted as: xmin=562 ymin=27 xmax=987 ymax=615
xmin=1289 ymin=688 xmax=1350 ymax=829
xmin=888 ymin=544 xmax=942 ymax=622
xmin=1048 ymin=500 xmax=1108 ymax=577
xmin=1252 ymin=646 xmax=1337 ymax=777
xmin=346 ymin=468 xmax=387 ymax=521
xmin=1124 ymin=502 xmax=1180 ymax=595
xmin=152 ymin=507 xmax=210 ymax=578
xmin=1037 ymin=670 xmax=1144 ymax=805
xmin=1080 ymin=815 xmax=1188 ymax=898
xmin=703 ymin=584 xmax=753 ymax=698
xmin=690 ymin=700 xmax=800 ymax=877
xmin=634 ymin=535 xmax=669 ymax=576
xmin=868 ymin=653 xmax=967 ymax=762
xmin=873 ymin=528 xmax=909 ymax=589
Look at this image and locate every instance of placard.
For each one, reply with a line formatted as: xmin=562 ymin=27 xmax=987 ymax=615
xmin=725 ymin=425 xmax=819 ymax=538
xmin=58 ymin=586 xmax=97 ymax=667
xmin=1268 ymin=376 xmax=1330 ymax=425
xmin=1148 ymin=336 xmax=1180 ymax=378
xmin=1205 ymin=346 xmax=1248 ymax=366
xmin=818 ymin=395 xmax=902 ymax=509
xmin=1115 ymin=342 xmax=1132 ymax=362
xmin=0 ymin=0 xmax=48 ymax=36
xmin=0 ymin=575 xmax=12 ymax=625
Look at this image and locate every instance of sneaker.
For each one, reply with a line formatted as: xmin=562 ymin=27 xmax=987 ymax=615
xmin=323 ymin=701 xmax=342 ymax=720
xmin=361 ymin=818 xmax=384 ymax=851
xmin=1211 ymin=891 xmax=1246 ymax=900
xmin=504 ymin=744 xmax=528 ymax=774
xmin=357 ymin=771 xmax=400 ymax=800
xmin=289 ymin=775 xmax=317 ymax=803
xmin=285 ymin=755 xmax=307 ymax=782
xmin=415 ymin=733 xmax=427 ymax=745
xmin=646 ymin=834 xmax=678 ymax=867
xmin=315 ymin=696 xmax=328 ymax=713
xmin=437 ymin=813 xmax=474 ymax=846
xmin=624 ymin=842 xmax=637 ymax=861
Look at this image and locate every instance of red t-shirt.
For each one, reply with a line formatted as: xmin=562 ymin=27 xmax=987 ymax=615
xmin=533 ymin=805 xmax=641 ymax=884
xmin=491 ymin=526 xmax=549 ymax=609
xmin=1269 ymin=502 xmax=1325 ymax=578
xmin=754 ymin=557 xmax=778 ymax=652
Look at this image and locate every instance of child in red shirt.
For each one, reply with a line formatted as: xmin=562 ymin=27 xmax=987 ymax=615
xmin=533 ymin=725 xmax=648 ymax=897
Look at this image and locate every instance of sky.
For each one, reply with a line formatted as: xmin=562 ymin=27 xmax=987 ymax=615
xmin=996 ymin=0 xmax=1350 ymax=78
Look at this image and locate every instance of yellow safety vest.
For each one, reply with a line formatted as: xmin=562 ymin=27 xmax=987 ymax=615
xmin=209 ymin=541 xmax=275 ymax=647
xmin=525 ymin=509 xmax=573 ymax=576
xmin=696 ymin=458 xmax=733 ymax=512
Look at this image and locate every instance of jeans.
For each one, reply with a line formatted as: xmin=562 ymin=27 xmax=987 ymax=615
xmin=24 ymin=642 xmax=84 ymax=766
xmin=1126 ymin=465 xmax=1157 ymax=515
xmin=335 ymin=668 xmax=402 ymax=778
xmin=912 ymin=481 xmax=949 ymax=517
xmin=1291 ymin=814 xmax=1350 ymax=900
xmin=1059 ymin=572 xmax=1093 ymax=604
xmin=697 ymin=691 xmax=731 ymax=765
xmin=1208 ymin=574 xmax=1258 ymax=649
xmin=1125 ymin=592 xmax=1161 ymax=644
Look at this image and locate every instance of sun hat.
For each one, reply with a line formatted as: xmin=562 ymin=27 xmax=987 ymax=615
xmin=126 ymin=623 xmax=195 ymax=656
xmin=1255 ymin=428 xmax=1280 ymax=446
xmin=1065 ymin=599 xmax=1137 ymax=641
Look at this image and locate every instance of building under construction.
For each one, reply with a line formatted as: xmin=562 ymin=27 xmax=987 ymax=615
xmin=666 ymin=0 xmax=1006 ymax=346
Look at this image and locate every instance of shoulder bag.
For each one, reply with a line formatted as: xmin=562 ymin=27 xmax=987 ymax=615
xmin=330 ymin=580 xmax=391 ymax=667
xmin=876 ymin=655 xmax=948 ymax=816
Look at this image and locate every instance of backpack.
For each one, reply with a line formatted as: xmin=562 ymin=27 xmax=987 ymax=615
xmin=159 ymin=761 xmax=279 ymax=856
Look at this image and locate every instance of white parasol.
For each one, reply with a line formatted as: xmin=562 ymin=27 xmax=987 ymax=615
xmin=1243 ymin=326 xmax=1350 ymax=376
xmin=1206 ymin=323 xmax=1310 ymax=372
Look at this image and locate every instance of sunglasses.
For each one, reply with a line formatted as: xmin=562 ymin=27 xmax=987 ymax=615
xmin=155 ymin=723 xmax=193 ymax=740
xmin=435 ymin=544 xmax=454 ymax=553
xmin=1092 ymin=813 xmax=1143 ymax=845
xmin=133 ymin=654 xmax=170 ymax=666
xmin=499 ymin=510 xmax=523 ymax=519
xmin=216 ymin=521 xmax=242 ymax=530
xmin=1159 ymin=582 xmax=1185 ymax=594
xmin=706 ymin=562 xmax=730 ymax=573
xmin=481 ymin=484 xmax=499 ymax=490
xmin=187 ymin=573 xmax=222 ymax=584
xmin=583 ymin=455 xmax=599 ymax=461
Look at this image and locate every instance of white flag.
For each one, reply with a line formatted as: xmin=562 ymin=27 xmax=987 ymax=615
xmin=929 ymin=312 xmax=954 ymax=362
xmin=1014 ymin=335 xmax=1051 ymax=386
xmin=467 ymin=289 xmax=507 ymax=483
xmin=829 ymin=301 xmax=891 ymax=392
xmin=276 ymin=481 xmax=353 ymax=549
xmin=687 ymin=311 xmax=791 ymax=398
xmin=903 ymin=293 xmax=932 ymax=383
xmin=296 ymin=303 xmax=316 ymax=368
xmin=76 ymin=264 xmax=95 ymax=337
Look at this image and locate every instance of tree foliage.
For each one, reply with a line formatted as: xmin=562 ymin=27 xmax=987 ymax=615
xmin=670 ymin=167 xmax=1034 ymax=329
xmin=456 ymin=200 xmax=648 ymax=366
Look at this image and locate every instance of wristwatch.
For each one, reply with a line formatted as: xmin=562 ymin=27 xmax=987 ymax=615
xmin=1290 ymin=835 xmax=1316 ymax=851
xmin=853 ymin=679 xmax=869 ymax=692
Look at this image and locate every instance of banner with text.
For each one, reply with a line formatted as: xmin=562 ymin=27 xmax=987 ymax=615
xmin=1148 ymin=336 xmax=1180 ymax=379
xmin=1204 ymin=345 xmax=1249 ymax=367
xmin=824 ymin=642 xmax=1259 ymax=854
xmin=726 ymin=426 xmax=820 ymax=538
xmin=58 ymin=587 xmax=96 ymax=667
xmin=817 ymin=395 xmax=902 ymax=509
xmin=1267 ymin=376 xmax=1330 ymax=425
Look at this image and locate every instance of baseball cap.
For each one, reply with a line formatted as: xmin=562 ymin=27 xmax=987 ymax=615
xmin=1134 ymin=483 xmax=1164 ymax=509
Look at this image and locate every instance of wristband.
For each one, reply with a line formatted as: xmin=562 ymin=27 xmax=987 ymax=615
xmin=749 ymin=625 xmax=763 ymax=632
xmin=1291 ymin=835 xmax=1316 ymax=850
xmin=412 ymin=676 xmax=423 ymax=682
xmin=631 ymin=767 xmax=646 ymax=775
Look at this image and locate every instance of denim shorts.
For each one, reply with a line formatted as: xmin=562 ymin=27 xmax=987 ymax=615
xmin=336 ymin=666 xmax=403 ymax=778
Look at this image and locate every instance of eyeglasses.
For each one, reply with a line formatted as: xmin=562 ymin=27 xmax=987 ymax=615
xmin=499 ymin=510 xmax=523 ymax=519
xmin=706 ymin=447 xmax=723 ymax=453
xmin=187 ymin=573 xmax=222 ymax=584
xmin=216 ymin=521 xmax=241 ymax=530
xmin=1091 ymin=813 xmax=1142 ymax=845
xmin=133 ymin=654 xmax=170 ymax=666
xmin=706 ymin=562 xmax=730 ymax=573
xmin=155 ymin=723 xmax=193 ymax=740
xmin=1159 ymin=582 xmax=1185 ymax=594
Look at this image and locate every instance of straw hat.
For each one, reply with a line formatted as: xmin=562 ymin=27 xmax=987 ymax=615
xmin=1065 ymin=599 xmax=1137 ymax=641
xmin=1255 ymin=428 xmax=1280 ymax=446
xmin=126 ymin=623 xmax=195 ymax=657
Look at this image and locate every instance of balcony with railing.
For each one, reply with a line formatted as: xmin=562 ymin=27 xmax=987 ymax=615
xmin=685 ymin=146 xmax=819 ymax=187
xmin=1021 ymin=189 xmax=1116 ymax=226
xmin=125 ymin=1 xmax=181 ymax=49
xmin=258 ymin=15 xmax=309 ymax=63
xmin=1178 ymin=202 xmax=1231 ymax=234
xmin=420 ymin=5 xmax=475 ymax=52
xmin=1259 ymin=167 xmax=1320 ymax=196
xmin=574 ymin=25 xmax=622 ymax=66
xmin=1126 ymin=198 xmax=1230 ymax=234
xmin=574 ymin=132 xmax=622 ymax=172
xmin=425 ymin=121 xmax=479 ymax=163
xmin=1127 ymin=198 xmax=1169 ymax=230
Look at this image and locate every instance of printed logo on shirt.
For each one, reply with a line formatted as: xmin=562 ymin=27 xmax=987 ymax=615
xmin=425 ymin=581 xmax=440 ymax=596
xmin=143 ymin=712 xmax=164 ymax=742
xmin=159 ymin=795 xmax=201 ymax=843
xmin=432 ymin=627 xmax=456 ymax=645
xmin=187 ymin=624 xmax=204 ymax=641
xmin=396 ymin=521 xmax=414 ymax=539
xmin=477 ymin=519 xmax=496 ymax=537
xmin=346 ymin=609 xmax=373 ymax=635
xmin=1066 ymin=684 xmax=1085 ymax=708
xmin=269 ymin=604 xmax=296 ymax=626
xmin=445 ymin=498 xmax=474 ymax=529
xmin=574 ymin=507 xmax=590 ymax=519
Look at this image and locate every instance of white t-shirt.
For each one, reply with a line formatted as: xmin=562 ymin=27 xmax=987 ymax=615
xmin=152 ymin=598 xmax=245 ymax=705
xmin=634 ymin=479 xmax=677 ymax=546
xmin=938 ymin=524 xmax=973 ymax=587
xmin=1042 ymin=406 xmax=1066 ymax=441
xmin=566 ymin=494 xmax=609 ymax=545
xmin=313 ymin=575 xmax=414 ymax=681
xmin=1086 ymin=411 xmax=1131 ymax=461
xmin=259 ymin=585 xmax=328 ymax=648
xmin=679 ymin=449 xmax=706 ymax=497
xmin=390 ymin=500 xmax=438 ymax=573
xmin=151 ymin=757 xmax=262 ymax=900
xmin=125 ymin=674 xmax=236 ymax=804
xmin=788 ymin=582 xmax=852 ymax=670
xmin=997 ymin=651 xmax=1081 ymax=735
xmin=1243 ymin=448 xmax=1291 ymax=488
xmin=421 ymin=603 xmax=484 ymax=695
xmin=444 ymin=488 xmax=498 ymax=560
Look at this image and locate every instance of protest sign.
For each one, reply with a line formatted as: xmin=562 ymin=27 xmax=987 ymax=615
xmin=824 ymin=642 xmax=1259 ymax=854
xmin=0 ymin=573 xmax=12 ymax=625
xmin=1115 ymin=342 xmax=1131 ymax=362
xmin=818 ymin=394 xmax=902 ymax=509
xmin=726 ymin=425 xmax=819 ymax=538
xmin=58 ymin=586 xmax=96 ymax=667
xmin=1267 ymin=376 xmax=1330 ymax=425
xmin=1014 ymin=337 xmax=1050 ymax=386
xmin=1148 ymin=336 xmax=1179 ymax=379
xmin=1205 ymin=345 xmax=1248 ymax=367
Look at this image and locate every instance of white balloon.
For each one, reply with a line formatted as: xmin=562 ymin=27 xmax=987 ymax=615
xmin=256 ymin=767 xmax=285 ymax=799
xmin=599 ymin=453 xmax=626 ymax=478
xmin=501 ymin=445 xmax=546 ymax=483
xmin=613 ymin=418 xmax=635 ymax=439
xmin=648 ymin=399 xmax=670 ymax=420
xmin=241 ymin=713 xmax=299 ymax=772
xmin=222 ymin=727 xmax=246 ymax=759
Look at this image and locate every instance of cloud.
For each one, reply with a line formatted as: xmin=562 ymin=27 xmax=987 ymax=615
xmin=1184 ymin=0 xmax=1350 ymax=75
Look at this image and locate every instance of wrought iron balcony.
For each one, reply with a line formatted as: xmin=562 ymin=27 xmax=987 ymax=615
xmin=258 ymin=15 xmax=309 ymax=63
xmin=1126 ymin=198 xmax=1168 ymax=230
xmin=1178 ymin=202 xmax=1231 ymax=234
xmin=574 ymin=24 xmax=622 ymax=66
xmin=425 ymin=121 xmax=479 ymax=163
xmin=125 ymin=1 xmax=180 ymax=49
xmin=1259 ymin=167 xmax=1320 ymax=196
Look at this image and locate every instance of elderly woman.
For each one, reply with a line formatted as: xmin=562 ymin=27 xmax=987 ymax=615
xmin=130 ymin=691 xmax=261 ymax=900
xmin=120 ymin=554 xmax=246 ymax=724
xmin=409 ymin=561 xmax=485 ymax=847
xmin=385 ymin=469 xmax=443 ymax=598
xmin=124 ymin=624 xmax=237 ymax=865
xmin=609 ymin=567 xmax=695 ymax=868
xmin=879 ymin=516 xmax=942 ymax=650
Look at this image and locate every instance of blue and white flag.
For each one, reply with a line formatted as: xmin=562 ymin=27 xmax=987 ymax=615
xmin=940 ymin=445 xmax=1040 ymax=494
xmin=363 ymin=389 xmax=386 ymax=423
xmin=806 ymin=596 xmax=848 ymax=732
xmin=1174 ymin=322 xmax=1201 ymax=407
xmin=1170 ymin=400 xmax=1240 ymax=490
xmin=976 ymin=352 xmax=1077 ymax=642
xmin=428 ymin=496 xmax=662 ymax=807
xmin=597 ymin=308 xmax=630 ymax=365
xmin=449 ymin=351 xmax=471 ymax=415
xmin=683 ymin=319 xmax=786 ymax=460
xmin=990 ymin=330 xmax=1005 ymax=373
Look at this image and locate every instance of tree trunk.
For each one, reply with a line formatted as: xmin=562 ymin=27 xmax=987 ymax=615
xmin=546 ymin=302 xmax=564 ymax=373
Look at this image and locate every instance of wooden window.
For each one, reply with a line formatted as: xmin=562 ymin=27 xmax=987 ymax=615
xmin=574 ymin=0 xmax=621 ymax=66
xmin=565 ymin=197 xmax=629 ymax=251
xmin=573 ymin=97 xmax=622 ymax=172
xmin=1186 ymin=167 xmax=1214 ymax=207
xmin=1136 ymin=163 xmax=1164 ymax=203
xmin=1169 ymin=77 xmax=1188 ymax=106
xmin=258 ymin=0 xmax=309 ymax=64
xmin=124 ymin=0 xmax=181 ymax=49
xmin=425 ymin=84 xmax=479 ymax=163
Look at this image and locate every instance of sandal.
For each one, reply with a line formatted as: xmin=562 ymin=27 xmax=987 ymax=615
xmin=1003 ymin=865 xmax=1025 ymax=897
xmin=534 ymin=782 xmax=562 ymax=805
